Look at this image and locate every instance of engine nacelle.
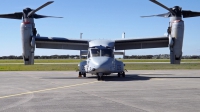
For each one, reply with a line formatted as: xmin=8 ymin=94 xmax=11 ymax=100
xmin=169 ymin=19 xmax=184 ymax=64
xmin=21 ymin=22 xmax=35 ymax=65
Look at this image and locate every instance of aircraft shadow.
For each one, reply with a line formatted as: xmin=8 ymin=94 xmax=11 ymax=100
xmin=42 ymin=73 xmax=200 ymax=82
xmin=103 ymin=74 xmax=200 ymax=81
xmin=42 ymin=77 xmax=90 ymax=80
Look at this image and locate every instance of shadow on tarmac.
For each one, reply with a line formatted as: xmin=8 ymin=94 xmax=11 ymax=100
xmin=103 ymin=75 xmax=200 ymax=81
xmin=41 ymin=73 xmax=200 ymax=82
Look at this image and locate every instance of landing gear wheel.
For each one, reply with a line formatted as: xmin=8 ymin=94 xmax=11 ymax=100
xmin=118 ymin=72 xmax=125 ymax=77
xmin=122 ymin=72 xmax=125 ymax=77
xmin=118 ymin=72 xmax=121 ymax=77
xmin=97 ymin=75 xmax=104 ymax=81
xmin=78 ymin=72 xmax=82 ymax=77
xmin=97 ymin=75 xmax=101 ymax=81
xmin=101 ymin=76 xmax=104 ymax=80
xmin=83 ymin=73 xmax=86 ymax=77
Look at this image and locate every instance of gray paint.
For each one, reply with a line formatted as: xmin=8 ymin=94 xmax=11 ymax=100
xmin=89 ymin=40 xmax=115 ymax=48
xmin=169 ymin=17 xmax=184 ymax=64
xmin=35 ymin=37 xmax=89 ymax=50
xmin=20 ymin=21 xmax=35 ymax=65
xmin=79 ymin=41 xmax=124 ymax=76
xmin=115 ymin=36 xmax=168 ymax=50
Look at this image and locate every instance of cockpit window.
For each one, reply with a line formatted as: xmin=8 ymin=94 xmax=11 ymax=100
xmin=101 ymin=49 xmax=113 ymax=57
xmin=91 ymin=49 xmax=100 ymax=57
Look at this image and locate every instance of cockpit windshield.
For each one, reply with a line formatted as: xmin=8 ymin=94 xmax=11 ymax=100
xmin=90 ymin=48 xmax=113 ymax=57
xmin=91 ymin=49 xmax=100 ymax=57
xmin=101 ymin=49 xmax=113 ymax=57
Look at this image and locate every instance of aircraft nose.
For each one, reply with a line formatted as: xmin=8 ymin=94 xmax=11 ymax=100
xmin=91 ymin=57 xmax=112 ymax=72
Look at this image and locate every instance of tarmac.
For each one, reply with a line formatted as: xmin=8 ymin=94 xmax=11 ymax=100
xmin=0 ymin=70 xmax=200 ymax=112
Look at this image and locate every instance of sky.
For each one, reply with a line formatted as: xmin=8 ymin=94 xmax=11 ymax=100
xmin=0 ymin=0 xmax=200 ymax=56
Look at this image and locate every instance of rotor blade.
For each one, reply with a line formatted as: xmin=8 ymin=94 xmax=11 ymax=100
xmin=141 ymin=12 xmax=171 ymax=18
xmin=27 ymin=1 xmax=54 ymax=17
xmin=0 ymin=12 xmax=23 ymax=19
xmin=34 ymin=14 xmax=63 ymax=19
xmin=182 ymin=10 xmax=200 ymax=18
xmin=149 ymin=0 xmax=176 ymax=15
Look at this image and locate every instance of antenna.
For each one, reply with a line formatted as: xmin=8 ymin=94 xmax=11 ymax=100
xmin=80 ymin=33 xmax=83 ymax=60
xmin=80 ymin=33 xmax=83 ymax=39
xmin=122 ymin=32 xmax=125 ymax=59
xmin=122 ymin=32 xmax=125 ymax=39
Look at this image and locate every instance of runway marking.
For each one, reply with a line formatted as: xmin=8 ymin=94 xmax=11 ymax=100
xmin=0 ymin=81 xmax=100 ymax=99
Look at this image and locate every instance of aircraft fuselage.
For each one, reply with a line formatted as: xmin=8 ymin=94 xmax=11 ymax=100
xmin=78 ymin=40 xmax=125 ymax=79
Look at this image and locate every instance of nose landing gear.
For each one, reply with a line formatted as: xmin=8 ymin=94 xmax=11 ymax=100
xmin=118 ymin=71 xmax=125 ymax=77
xmin=97 ymin=73 xmax=104 ymax=81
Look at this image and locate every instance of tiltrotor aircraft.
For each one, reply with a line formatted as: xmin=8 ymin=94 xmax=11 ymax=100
xmin=0 ymin=0 xmax=200 ymax=80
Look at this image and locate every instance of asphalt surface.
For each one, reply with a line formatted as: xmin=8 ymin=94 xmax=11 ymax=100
xmin=0 ymin=70 xmax=200 ymax=112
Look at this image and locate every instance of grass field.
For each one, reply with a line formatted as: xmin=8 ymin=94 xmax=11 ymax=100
xmin=0 ymin=63 xmax=199 ymax=71
xmin=0 ymin=59 xmax=200 ymax=63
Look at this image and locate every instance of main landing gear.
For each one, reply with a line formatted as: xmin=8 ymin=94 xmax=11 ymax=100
xmin=97 ymin=75 xmax=104 ymax=81
xmin=78 ymin=72 xmax=86 ymax=77
xmin=118 ymin=71 xmax=125 ymax=77
xmin=97 ymin=73 xmax=104 ymax=81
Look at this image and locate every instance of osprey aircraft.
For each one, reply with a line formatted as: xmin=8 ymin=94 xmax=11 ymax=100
xmin=0 ymin=0 xmax=200 ymax=80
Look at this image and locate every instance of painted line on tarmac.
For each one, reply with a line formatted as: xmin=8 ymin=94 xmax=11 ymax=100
xmin=0 ymin=81 xmax=100 ymax=99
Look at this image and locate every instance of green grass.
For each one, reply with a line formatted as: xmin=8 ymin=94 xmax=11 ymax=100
xmin=0 ymin=59 xmax=200 ymax=63
xmin=0 ymin=59 xmax=199 ymax=71
xmin=0 ymin=63 xmax=199 ymax=71
xmin=119 ymin=59 xmax=200 ymax=62
xmin=0 ymin=64 xmax=78 ymax=71
xmin=0 ymin=59 xmax=82 ymax=63
xmin=124 ymin=63 xmax=200 ymax=70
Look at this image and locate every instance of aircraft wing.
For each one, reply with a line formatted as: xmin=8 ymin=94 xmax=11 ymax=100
xmin=35 ymin=37 xmax=89 ymax=50
xmin=115 ymin=36 xmax=168 ymax=50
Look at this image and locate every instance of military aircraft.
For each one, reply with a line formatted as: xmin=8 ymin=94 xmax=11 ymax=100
xmin=0 ymin=0 xmax=200 ymax=80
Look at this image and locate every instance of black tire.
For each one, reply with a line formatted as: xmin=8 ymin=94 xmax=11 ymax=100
xmin=101 ymin=76 xmax=104 ymax=80
xmin=97 ymin=75 xmax=101 ymax=81
xmin=118 ymin=73 xmax=120 ymax=77
xmin=83 ymin=73 xmax=86 ymax=77
xmin=122 ymin=72 xmax=125 ymax=77
xmin=79 ymin=72 xmax=82 ymax=77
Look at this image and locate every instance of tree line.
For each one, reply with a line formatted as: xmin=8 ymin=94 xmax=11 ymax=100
xmin=0 ymin=55 xmax=86 ymax=59
xmin=0 ymin=54 xmax=200 ymax=59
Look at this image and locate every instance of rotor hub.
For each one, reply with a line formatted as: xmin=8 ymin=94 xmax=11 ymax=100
xmin=141 ymin=0 xmax=200 ymax=18
xmin=171 ymin=6 xmax=182 ymax=17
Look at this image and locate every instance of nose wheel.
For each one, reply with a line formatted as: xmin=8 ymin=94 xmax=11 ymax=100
xmin=118 ymin=71 xmax=125 ymax=77
xmin=97 ymin=73 xmax=104 ymax=81
xmin=97 ymin=75 xmax=104 ymax=81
